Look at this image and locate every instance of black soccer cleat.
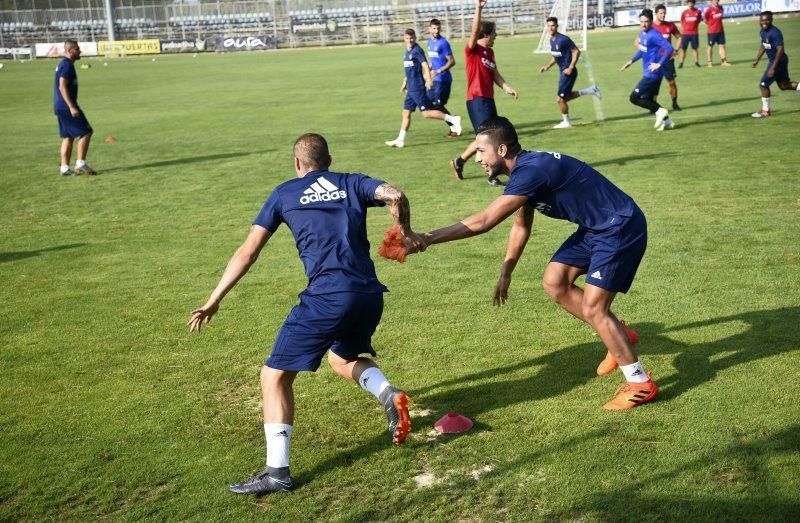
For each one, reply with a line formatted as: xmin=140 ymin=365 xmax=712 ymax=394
xmin=449 ymin=157 xmax=464 ymax=180
xmin=378 ymin=386 xmax=411 ymax=445
xmin=228 ymin=470 xmax=294 ymax=495
xmin=672 ymin=103 xmax=682 ymax=111
xmin=678 ymin=62 xmax=684 ymax=69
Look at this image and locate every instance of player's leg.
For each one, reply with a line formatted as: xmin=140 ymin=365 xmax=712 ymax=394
xmin=451 ymin=97 xmax=499 ymax=184
xmin=74 ymin=132 xmax=95 ymax=174
xmin=386 ymin=106 xmax=413 ymax=148
xmin=421 ymin=108 xmax=462 ymax=135
xmin=707 ymin=39 xmax=714 ymax=66
xmin=678 ymin=39 xmax=687 ymax=67
xmin=774 ymin=58 xmax=798 ymax=91
xmin=754 ymin=69 xmax=775 ymax=117
xmin=60 ymin=137 xmax=74 ymax=176
xmin=718 ymin=33 xmax=730 ymax=66
xmin=692 ymin=38 xmax=700 ymax=66
xmin=327 ymin=292 xmax=410 ymax=445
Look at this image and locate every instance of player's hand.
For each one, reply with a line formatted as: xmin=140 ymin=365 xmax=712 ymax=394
xmin=403 ymin=231 xmax=428 ymax=254
xmin=620 ymin=62 xmax=631 ymax=71
xmin=493 ymin=274 xmax=511 ymax=306
xmin=69 ymin=107 xmax=80 ymax=117
xmin=751 ymin=60 xmax=759 ymax=68
xmin=477 ymin=0 xmax=487 ymax=9
xmin=538 ymin=66 xmax=547 ymax=73
xmin=767 ymin=69 xmax=775 ymax=78
xmin=188 ymin=302 xmax=219 ymax=332
xmin=564 ymin=66 xmax=574 ymax=75
xmin=425 ymin=79 xmax=433 ymax=90
xmin=648 ymin=63 xmax=661 ymax=72
xmin=504 ymin=85 xmax=518 ymax=99
xmin=431 ymin=69 xmax=440 ymax=78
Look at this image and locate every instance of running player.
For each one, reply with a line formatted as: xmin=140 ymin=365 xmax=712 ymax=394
xmin=653 ymin=4 xmax=682 ymax=110
xmin=427 ymin=18 xmax=457 ymax=135
xmin=751 ymin=11 xmax=799 ymax=118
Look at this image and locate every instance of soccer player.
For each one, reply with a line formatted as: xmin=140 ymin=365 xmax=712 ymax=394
xmin=427 ymin=18 xmax=457 ymax=136
xmin=538 ymin=16 xmax=601 ymax=129
xmin=678 ymin=0 xmax=702 ymax=68
xmin=386 ymin=28 xmax=462 ymax=148
xmin=704 ymin=0 xmax=731 ymax=67
xmin=653 ymin=4 xmax=682 ymax=110
xmin=54 ymin=39 xmax=96 ymax=176
xmin=620 ymin=9 xmax=675 ymax=131
xmin=189 ymin=134 xmax=416 ymax=495
xmin=751 ymin=11 xmax=799 ymax=118
xmin=450 ymin=0 xmax=518 ymax=186
xmin=407 ymin=117 xmax=658 ymax=410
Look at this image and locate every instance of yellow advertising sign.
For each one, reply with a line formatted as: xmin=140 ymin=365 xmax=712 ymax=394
xmin=97 ymin=39 xmax=161 ymax=55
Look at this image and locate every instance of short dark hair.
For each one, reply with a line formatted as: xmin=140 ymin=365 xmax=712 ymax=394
xmin=64 ymin=39 xmax=78 ymax=50
xmin=546 ymin=16 xmax=558 ymax=24
xmin=655 ymin=4 xmax=666 ymax=13
xmin=687 ymin=0 xmax=695 ymax=4
xmin=476 ymin=116 xmax=521 ymax=156
xmin=294 ymin=133 xmax=330 ymax=171
xmin=640 ymin=8 xmax=654 ymax=21
xmin=429 ymin=18 xmax=441 ymax=27
xmin=478 ymin=20 xmax=495 ymax=38
xmin=404 ymin=28 xmax=416 ymax=37
xmin=760 ymin=10 xmax=773 ymax=18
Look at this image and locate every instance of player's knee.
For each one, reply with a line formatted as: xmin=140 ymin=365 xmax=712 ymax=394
xmin=542 ymin=277 xmax=568 ymax=302
xmin=581 ymin=302 xmax=605 ymax=325
xmin=556 ymin=96 xmax=564 ymax=103
xmin=629 ymin=92 xmax=640 ymax=105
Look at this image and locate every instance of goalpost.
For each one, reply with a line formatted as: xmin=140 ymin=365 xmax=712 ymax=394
xmin=103 ymin=43 xmax=127 ymax=59
xmin=534 ymin=0 xmax=588 ymax=53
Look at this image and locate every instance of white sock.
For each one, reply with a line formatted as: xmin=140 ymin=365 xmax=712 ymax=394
xmin=796 ymin=84 xmax=800 ymax=91
xmin=577 ymin=86 xmax=592 ymax=96
xmin=60 ymin=164 xmax=70 ymax=173
xmin=562 ymin=114 xmax=570 ymax=123
xmin=397 ymin=130 xmax=407 ymax=141
xmin=620 ymin=361 xmax=649 ymax=383
xmin=76 ymin=159 xmax=86 ymax=168
xmin=444 ymin=114 xmax=456 ymax=125
xmin=762 ymin=97 xmax=770 ymax=111
xmin=264 ymin=423 xmax=292 ymax=469
xmin=358 ymin=367 xmax=390 ymax=399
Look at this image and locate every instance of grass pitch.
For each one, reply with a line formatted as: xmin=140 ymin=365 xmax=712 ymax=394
xmin=1 ymin=16 xmax=799 ymax=520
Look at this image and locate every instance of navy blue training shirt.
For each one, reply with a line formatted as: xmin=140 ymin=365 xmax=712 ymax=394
xmin=404 ymin=43 xmax=428 ymax=92
xmin=253 ymin=170 xmax=388 ymax=295
xmin=503 ymin=151 xmax=636 ymax=231
xmin=550 ymin=33 xmax=577 ymax=71
xmin=53 ymin=57 xmax=78 ymax=111
xmin=760 ymin=25 xmax=786 ymax=63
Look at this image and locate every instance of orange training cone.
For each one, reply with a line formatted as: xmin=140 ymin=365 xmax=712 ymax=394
xmin=434 ymin=412 xmax=473 ymax=434
xmin=105 ymin=135 xmax=117 ymax=143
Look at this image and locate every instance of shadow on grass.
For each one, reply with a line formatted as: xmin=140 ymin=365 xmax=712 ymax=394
xmin=592 ymin=150 xmax=680 ymax=167
xmin=101 ymin=151 xmax=268 ymax=173
xmin=0 ymin=243 xmax=86 ymax=264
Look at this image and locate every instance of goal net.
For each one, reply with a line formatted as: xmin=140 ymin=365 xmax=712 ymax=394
xmin=534 ymin=0 xmax=588 ymax=53
xmin=103 ymin=44 xmax=127 ymax=59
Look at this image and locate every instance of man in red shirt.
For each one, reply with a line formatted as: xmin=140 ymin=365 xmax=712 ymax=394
xmin=678 ymin=0 xmax=702 ymax=68
xmin=704 ymin=0 xmax=731 ymax=67
xmin=449 ymin=0 xmax=518 ymax=187
xmin=654 ymin=4 xmax=682 ymax=110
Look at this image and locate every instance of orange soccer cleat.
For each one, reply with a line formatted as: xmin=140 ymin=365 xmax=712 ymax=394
xmin=596 ymin=322 xmax=639 ymax=376
xmin=603 ymin=374 xmax=658 ymax=410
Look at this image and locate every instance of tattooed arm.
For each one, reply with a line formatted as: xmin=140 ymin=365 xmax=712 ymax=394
xmin=374 ymin=183 xmax=412 ymax=235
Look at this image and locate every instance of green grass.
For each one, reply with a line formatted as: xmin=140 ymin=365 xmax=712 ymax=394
xmin=1 ymin=16 xmax=799 ymax=520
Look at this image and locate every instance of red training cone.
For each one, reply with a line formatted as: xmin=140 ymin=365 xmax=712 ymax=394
xmin=434 ymin=412 xmax=473 ymax=434
xmin=105 ymin=135 xmax=117 ymax=143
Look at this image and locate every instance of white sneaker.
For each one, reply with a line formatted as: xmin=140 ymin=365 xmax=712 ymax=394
xmin=449 ymin=115 xmax=462 ymax=136
xmin=553 ymin=120 xmax=572 ymax=129
xmin=592 ymin=84 xmax=602 ymax=100
xmin=654 ymin=107 xmax=669 ymax=129
xmin=751 ymin=109 xmax=770 ymax=118
xmin=384 ymin=139 xmax=405 ymax=148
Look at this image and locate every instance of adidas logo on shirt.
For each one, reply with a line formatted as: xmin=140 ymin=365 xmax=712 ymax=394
xmin=590 ymin=270 xmax=602 ymax=280
xmin=299 ymin=176 xmax=347 ymax=205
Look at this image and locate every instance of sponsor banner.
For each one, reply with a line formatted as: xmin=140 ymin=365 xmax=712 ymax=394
xmin=292 ymin=19 xmax=339 ymax=33
xmin=617 ymin=0 xmax=760 ymax=27
xmin=760 ymin=0 xmax=799 ymax=12
xmin=97 ymin=39 xmax=160 ymax=55
xmin=615 ymin=9 xmax=641 ymax=27
xmin=215 ymin=35 xmax=276 ymax=52
xmin=160 ymin=38 xmax=207 ymax=53
xmin=35 ymin=41 xmax=98 ymax=58
xmin=0 ymin=46 xmax=33 ymax=59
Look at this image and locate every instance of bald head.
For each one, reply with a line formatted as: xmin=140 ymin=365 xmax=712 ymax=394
xmin=293 ymin=133 xmax=331 ymax=173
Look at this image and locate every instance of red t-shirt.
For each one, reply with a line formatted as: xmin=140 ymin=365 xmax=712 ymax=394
xmin=704 ymin=5 xmax=724 ymax=34
xmin=653 ymin=20 xmax=680 ymax=58
xmin=465 ymin=44 xmax=496 ymax=100
xmin=680 ymin=8 xmax=702 ymax=35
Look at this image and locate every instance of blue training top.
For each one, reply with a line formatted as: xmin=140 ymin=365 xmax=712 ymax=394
xmin=53 ymin=57 xmax=78 ymax=111
xmin=427 ymin=35 xmax=453 ymax=83
xmin=760 ymin=25 xmax=786 ymax=63
xmin=631 ymin=28 xmax=673 ymax=78
xmin=404 ymin=43 xmax=428 ymax=92
xmin=253 ymin=170 xmax=389 ymax=295
xmin=550 ymin=33 xmax=577 ymax=71
xmin=503 ymin=151 xmax=637 ymax=231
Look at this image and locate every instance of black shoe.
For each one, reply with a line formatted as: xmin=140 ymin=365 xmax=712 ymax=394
xmin=487 ymin=176 xmax=506 ymax=187
xmin=672 ymin=103 xmax=682 ymax=111
xmin=695 ymin=62 xmax=701 ymax=68
xmin=678 ymin=62 xmax=684 ymax=69
xmin=449 ymin=157 xmax=464 ymax=180
xmin=378 ymin=386 xmax=411 ymax=445
xmin=228 ymin=470 xmax=294 ymax=495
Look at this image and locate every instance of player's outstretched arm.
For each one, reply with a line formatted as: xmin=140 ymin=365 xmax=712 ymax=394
xmin=188 ymin=225 xmax=272 ymax=332
xmin=467 ymin=0 xmax=487 ymax=50
xmin=374 ymin=183 xmax=426 ymax=251
xmin=423 ymin=194 xmax=527 ymax=247
xmin=493 ymin=206 xmax=534 ymax=306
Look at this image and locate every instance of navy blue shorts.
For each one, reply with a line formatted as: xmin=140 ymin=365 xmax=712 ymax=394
xmin=558 ymin=69 xmax=578 ymax=99
xmin=267 ymin=291 xmax=384 ymax=372
xmin=404 ymin=90 xmax=438 ymax=111
xmin=662 ymin=59 xmax=677 ymax=81
xmin=708 ymin=32 xmax=725 ymax=46
xmin=632 ymin=75 xmax=662 ymax=99
xmin=551 ymin=207 xmax=647 ymax=294
xmin=760 ymin=57 xmax=790 ymax=88
xmin=55 ymin=108 xmax=93 ymax=138
xmin=680 ymin=34 xmax=699 ymax=50
xmin=428 ymin=81 xmax=451 ymax=107
xmin=466 ymin=96 xmax=498 ymax=133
